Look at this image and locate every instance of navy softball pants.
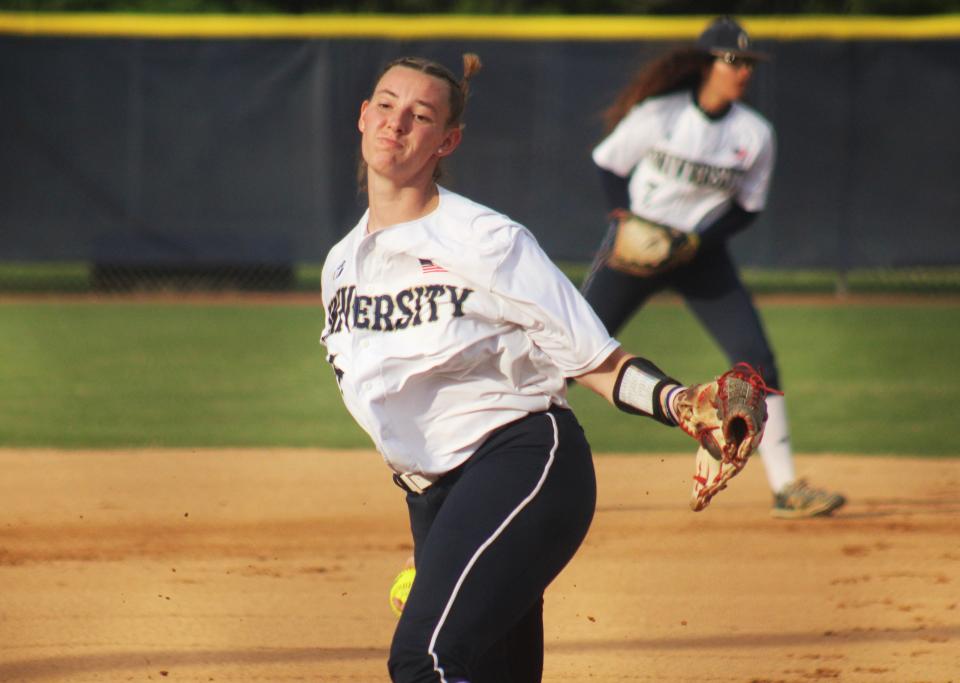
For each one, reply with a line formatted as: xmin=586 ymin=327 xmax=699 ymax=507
xmin=388 ymin=407 xmax=596 ymax=683
xmin=581 ymin=241 xmax=783 ymax=391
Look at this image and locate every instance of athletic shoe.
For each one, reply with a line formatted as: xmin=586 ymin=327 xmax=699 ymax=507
xmin=771 ymin=479 xmax=846 ymax=519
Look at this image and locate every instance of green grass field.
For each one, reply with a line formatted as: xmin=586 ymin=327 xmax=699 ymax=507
xmin=1 ymin=298 xmax=958 ymax=455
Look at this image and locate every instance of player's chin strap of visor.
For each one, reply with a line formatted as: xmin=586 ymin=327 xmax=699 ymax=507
xmin=613 ymin=356 xmax=681 ymax=427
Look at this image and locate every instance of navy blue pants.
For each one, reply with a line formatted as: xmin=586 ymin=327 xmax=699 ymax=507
xmin=582 ymin=240 xmax=782 ymax=390
xmin=388 ymin=407 xmax=596 ymax=683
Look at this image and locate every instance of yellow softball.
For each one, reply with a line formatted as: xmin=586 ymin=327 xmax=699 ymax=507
xmin=389 ymin=566 xmax=416 ymax=618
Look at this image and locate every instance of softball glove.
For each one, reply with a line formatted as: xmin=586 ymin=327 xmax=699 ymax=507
xmin=606 ymin=209 xmax=699 ymax=277
xmin=673 ymin=363 xmax=777 ymax=511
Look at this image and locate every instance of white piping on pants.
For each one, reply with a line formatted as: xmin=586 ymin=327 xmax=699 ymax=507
xmin=429 ymin=412 xmax=559 ymax=683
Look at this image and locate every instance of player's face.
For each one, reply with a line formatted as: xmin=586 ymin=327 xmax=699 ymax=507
xmin=702 ymin=53 xmax=755 ymax=104
xmin=358 ymin=66 xmax=462 ymax=187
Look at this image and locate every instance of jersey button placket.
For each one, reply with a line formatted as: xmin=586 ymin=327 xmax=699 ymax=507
xmin=356 ymin=238 xmax=373 ymax=279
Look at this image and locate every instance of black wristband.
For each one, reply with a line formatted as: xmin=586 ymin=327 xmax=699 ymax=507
xmin=613 ymin=357 xmax=680 ymax=427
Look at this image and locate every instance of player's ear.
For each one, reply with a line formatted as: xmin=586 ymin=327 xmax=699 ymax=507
xmin=436 ymin=127 xmax=462 ymax=158
xmin=358 ymin=100 xmax=369 ymax=133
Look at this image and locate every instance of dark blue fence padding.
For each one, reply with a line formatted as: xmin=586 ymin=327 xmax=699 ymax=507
xmin=1 ymin=35 xmax=957 ymax=268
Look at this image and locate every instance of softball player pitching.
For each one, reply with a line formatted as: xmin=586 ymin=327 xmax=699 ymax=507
xmin=321 ymin=54 xmax=766 ymax=682
xmin=582 ymin=16 xmax=846 ymax=519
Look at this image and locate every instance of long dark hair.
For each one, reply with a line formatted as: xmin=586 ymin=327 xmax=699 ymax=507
xmin=357 ymin=53 xmax=482 ymax=190
xmin=602 ymin=47 xmax=712 ymax=134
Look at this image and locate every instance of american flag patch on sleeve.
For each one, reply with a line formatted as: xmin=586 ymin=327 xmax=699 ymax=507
xmin=419 ymin=258 xmax=447 ymax=274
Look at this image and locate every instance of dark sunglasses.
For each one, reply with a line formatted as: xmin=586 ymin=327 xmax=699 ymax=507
xmin=717 ymin=52 xmax=757 ymax=68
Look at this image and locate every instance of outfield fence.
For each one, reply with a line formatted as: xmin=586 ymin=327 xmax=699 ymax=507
xmin=2 ymin=262 xmax=960 ymax=295
xmin=2 ymin=14 xmax=959 ymax=292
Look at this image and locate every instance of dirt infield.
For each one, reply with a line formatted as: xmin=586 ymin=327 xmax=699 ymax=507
xmin=0 ymin=449 xmax=956 ymax=683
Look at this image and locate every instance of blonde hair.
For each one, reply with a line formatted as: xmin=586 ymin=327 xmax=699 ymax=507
xmin=357 ymin=53 xmax=483 ymax=190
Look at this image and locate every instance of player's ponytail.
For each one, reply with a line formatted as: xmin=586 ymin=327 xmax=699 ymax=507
xmin=602 ymin=47 xmax=713 ymax=134
xmin=458 ymin=53 xmax=483 ymax=119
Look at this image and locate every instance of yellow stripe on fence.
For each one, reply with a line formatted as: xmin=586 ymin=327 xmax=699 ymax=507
xmin=1 ymin=12 xmax=960 ymax=40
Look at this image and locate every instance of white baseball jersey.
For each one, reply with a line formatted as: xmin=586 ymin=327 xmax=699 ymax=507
xmin=592 ymin=90 xmax=775 ymax=232
xmin=320 ymin=186 xmax=619 ymax=478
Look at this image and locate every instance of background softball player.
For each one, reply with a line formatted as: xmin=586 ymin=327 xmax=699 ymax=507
xmin=582 ymin=16 xmax=845 ymax=519
xmin=321 ymin=53 xmax=764 ymax=683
